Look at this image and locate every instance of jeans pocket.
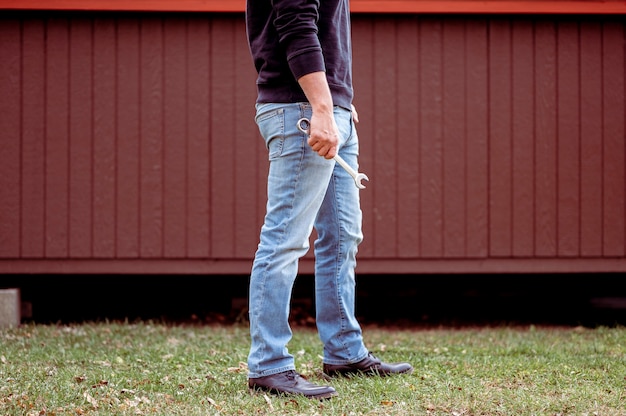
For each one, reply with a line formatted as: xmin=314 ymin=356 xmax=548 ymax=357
xmin=255 ymin=106 xmax=285 ymax=160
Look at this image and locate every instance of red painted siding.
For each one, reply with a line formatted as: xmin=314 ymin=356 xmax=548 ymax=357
xmin=2 ymin=0 xmax=626 ymax=14
xmin=0 ymin=12 xmax=624 ymax=274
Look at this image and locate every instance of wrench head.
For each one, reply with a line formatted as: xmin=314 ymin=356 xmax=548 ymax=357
xmin=355 ymin=173 xmax=369 ymax=189
xmin=297 ymin=118 xmax=310 ymax=134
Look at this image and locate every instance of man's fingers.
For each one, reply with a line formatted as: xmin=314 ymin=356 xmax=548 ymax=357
xmin=351 ymin=104 xmax=359 ymax=123
xmin=308 ymin=138 xmax=336 ymax=159
xmin=313 ymin=144 xmax=336 ymax=159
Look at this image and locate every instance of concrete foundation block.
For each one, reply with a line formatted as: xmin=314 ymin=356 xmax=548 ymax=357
xmin=0 ymin=288 xmax=21 ymax=328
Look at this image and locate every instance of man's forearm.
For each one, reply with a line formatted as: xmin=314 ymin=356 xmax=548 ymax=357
xmin=298 ymin=71 xmax=334 ymax=116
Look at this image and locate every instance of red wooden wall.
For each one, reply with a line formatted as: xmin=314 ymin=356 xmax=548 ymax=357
xmin=0 ymin=11 xmax=625 ymax=274
xmin=2 ymin=0 xmax=626 ymax=14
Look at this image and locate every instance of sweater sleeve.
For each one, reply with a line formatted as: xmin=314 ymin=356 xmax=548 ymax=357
xmin=272 ymin=0 xmax=326 ymax=80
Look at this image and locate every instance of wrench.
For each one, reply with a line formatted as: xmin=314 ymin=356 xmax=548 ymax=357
xmin=296 ymin=118 xmax=369 ymax=189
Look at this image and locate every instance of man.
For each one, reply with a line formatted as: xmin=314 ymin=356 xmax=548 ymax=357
xmin=245 ymin=0 xmax=413 ymax=399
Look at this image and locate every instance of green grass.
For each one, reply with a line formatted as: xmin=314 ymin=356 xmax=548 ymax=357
xmin=1 ymin=322 xmax=625 ymax=415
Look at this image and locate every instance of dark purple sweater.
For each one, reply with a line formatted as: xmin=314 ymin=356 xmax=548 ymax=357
xmin=246 ymin=0 xmax=353 ymax=110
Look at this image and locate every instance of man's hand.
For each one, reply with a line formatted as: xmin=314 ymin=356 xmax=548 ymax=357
xmin=298 ymin=71 xmax=339 ymax=159
xmin=307 ymin=113 xmax=339 ymax=160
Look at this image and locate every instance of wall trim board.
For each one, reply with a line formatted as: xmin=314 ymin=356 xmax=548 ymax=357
xmin=2 ymin=259 xmax=625 ymax=275
xmin=1 ymin=0 xmax=625 ymax=14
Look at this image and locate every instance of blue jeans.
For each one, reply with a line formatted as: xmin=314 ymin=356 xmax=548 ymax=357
xmin=247 ymin=102 xmax=368 ymax=378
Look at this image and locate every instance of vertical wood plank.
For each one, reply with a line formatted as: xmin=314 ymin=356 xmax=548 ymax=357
xmin=68 ymin=18 xmax=93 ymax=258
xmin=534 ymin=20 xmax=558 ymax=257
xmin=373 ymin=18 xmax=399 ymax=257
xmin=488 ymin=18 xmax=513 ymax=257
xmin=139 ymin=16 xmax=164 ymax=258
xmin=210 ymin=18 xmax=236 ymax=257
xmin=352 ymin=17 xmax=375 ymax=258
xmin=93 ymin=17 xmax=116 ymax=257
xmin=442 ymin=18 xmax=466 ymax=257
xmin=465 ymin=18 xmax=489 ymax=258
xmin=45 ymin=17 xmax=70 ymax=258
xmin=116 ymin=17 xmax=140 ymax=258
xmin=556 ymin=21 xmax=580 ymax=257
xmin=21 ymin=18 xmax=46 ymax=257
xmin=602 ymin=21 xmax=626 ymax=257
xmin=163 ymin=17 xmax=187 ymax=258
xmin=579 ymin=21 xmax=603 ymax=257
xmin=511 ymin=19 xmax=534 ymax=257
xmin=186 ymin=17 xmax=211 ymax=258
xmin=234 ymin=17 xmax=262 ymax=258
xmin=0 ymin=19 xmax=22 ymax=257
xmin=419 ymin=17 xmax=444 ymax=258
xmin=396 ymin=16 xmax=420 ymax=258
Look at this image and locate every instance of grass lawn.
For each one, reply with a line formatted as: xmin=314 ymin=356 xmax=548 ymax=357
xmin=1 ymin=321 xmax=625 ymax=415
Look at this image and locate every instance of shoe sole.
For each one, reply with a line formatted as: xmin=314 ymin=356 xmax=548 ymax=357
xmin=324 ymin=366 xmax=414 ymax=378
xmin=249 ymin=385 xmax=338 ymax=400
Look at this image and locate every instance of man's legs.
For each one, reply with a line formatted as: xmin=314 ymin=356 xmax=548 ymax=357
xmin=248 ymin=103 xmax=413 ymax=392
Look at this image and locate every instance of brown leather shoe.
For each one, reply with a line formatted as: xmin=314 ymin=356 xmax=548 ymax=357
xmin=323 ymin=352 xmax=413 ymax=377
xmin=249 ymin=370 xmax=337 ymax=399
